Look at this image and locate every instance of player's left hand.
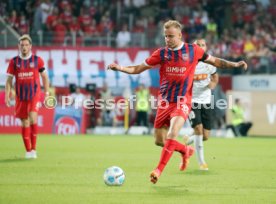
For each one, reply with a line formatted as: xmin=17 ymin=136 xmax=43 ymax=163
xmin=237 ymin=61 xmax=248 ymax=70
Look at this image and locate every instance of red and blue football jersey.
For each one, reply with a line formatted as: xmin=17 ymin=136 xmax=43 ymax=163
xmin=7 ymin=55 xmax=44 ymax=101
xmin=145 ymin=43 xmax=208 ymax=104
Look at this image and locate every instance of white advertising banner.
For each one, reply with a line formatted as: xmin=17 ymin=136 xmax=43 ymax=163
xmin=227 ymin=91 xmax=276 ymax=137
xmin=233 ymin=75 xmax=276 ymax=91
xmin=0 ymin=47 xmax=159 ymax=89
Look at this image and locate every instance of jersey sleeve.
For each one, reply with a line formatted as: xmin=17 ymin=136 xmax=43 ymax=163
xmin=210 ymin=65 xmax=217 ymax=75
xmin=194 ymin=44 xmax=209 ymax=62
xmin=144 ymin=49 xmax=161 ymax=67
xmin=6 ymin=58 xmax=15 ymax=76
xmin=37 ymin=56 xmax=45 ymax=72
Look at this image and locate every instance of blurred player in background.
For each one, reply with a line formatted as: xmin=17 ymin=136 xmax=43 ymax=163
xmin=231 ymin=98 xmax=253 ymax=136
xmin=184 ymin=39 xmax=219 ymax=171
xmin=5 ymin=34 xmax=50 ymax=159
xmin=108 ymin=20 xmax=247 ymax=184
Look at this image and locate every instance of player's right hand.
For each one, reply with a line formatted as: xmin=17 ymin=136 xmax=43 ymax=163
xmin=5 ymin=97 xmax=10 ymax=107
xmin=107 ymin=63 xmax=121 ymax=71
xmin=237 ymin=61 xmax=248 ymax=70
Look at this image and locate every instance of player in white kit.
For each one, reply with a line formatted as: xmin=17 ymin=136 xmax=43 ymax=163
xmin=185 ymin=39 xmax=219 ymax=170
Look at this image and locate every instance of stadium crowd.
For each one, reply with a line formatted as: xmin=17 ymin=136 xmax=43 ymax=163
xmin=0 ymin=0 xmax=275 ymax=74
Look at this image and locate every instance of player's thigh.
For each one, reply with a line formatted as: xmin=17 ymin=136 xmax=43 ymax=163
xmin=15 ymin=99 xmax=28 ymax=119
xmin=189 ymin=105 xmax=202 ymax=128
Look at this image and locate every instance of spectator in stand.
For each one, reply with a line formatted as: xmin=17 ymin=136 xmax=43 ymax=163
xmin=97 ymin=13 xmax=114 ymax=35
xmin=206 ymin=18 xmax=217 ymax=40
xmin=247 ymin=41 xmax=271 ymax=73
xmin=40 ymin=0 xmax=52 ymax=26
xmin=45 ymin=6 xmax=59 ymax=44
xmin=58 ymin=0 xmax=71 ymax=12
xmin=8 ymin=10 xmax=18 ymax=31
xmin=78 ymin=8 xmax=92 ymax=29
xmin=146 ymin=16 xmax=157 ymax=47
xmin=97 ymin=83 xmax=114 ymax=126
xmin=71 ymin=0 xmax=83 ymax=17
xmin=70 ymin=87 xmax=86 ymax=109
xmin=17 ymin=14 xmax=29 ymax=35
xmin=32 ymin=2 xmax=43 ymax=37
xmin=172 ymin=0 xmax=188 ymax=19
xmin=116 ymin=24 xmax=131 ymax=48
xmin=67 ymin=16 xmax=83 ymax=45
xmin=243 ymin=34 xmax=256 ymax=56
xmin=52 ymin=18 xmax=67 ymax=45
xmin=59 ymin=3 xmax=73 ymax=29
xmin=0 ymin=1 xmax=7 ymax=18
xmin=82 ymin=19 xmax=99 ymax=45
xmin=132 ymin=18 xmax=145 ymax=46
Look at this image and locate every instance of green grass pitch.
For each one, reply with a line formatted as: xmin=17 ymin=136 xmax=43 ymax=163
xmin=0 ymin=135 xmax=275 ymax=204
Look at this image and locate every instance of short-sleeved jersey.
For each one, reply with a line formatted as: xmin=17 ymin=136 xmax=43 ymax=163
xmin=192 ymin=62 xmax=216 ymax=104
xmin=6 ymin=54 xmax=44 ymax=101
xmin=144 ymin=42 xmax=208 ymax=104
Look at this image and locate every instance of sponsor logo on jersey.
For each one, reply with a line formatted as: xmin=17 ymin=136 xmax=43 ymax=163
xmin=194 ymin=74 xmax=208 ymax=80
xmin=166 ymin=66 xmax=186 ymax=73
xmin=18 ymin=72 xmax=34 ymax=78
xmin=182 ymin=53 xmax=189 ymax=61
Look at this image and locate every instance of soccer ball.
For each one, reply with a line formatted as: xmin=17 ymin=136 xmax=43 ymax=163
xmin=103 ymin=166 xmax=125 ymax=186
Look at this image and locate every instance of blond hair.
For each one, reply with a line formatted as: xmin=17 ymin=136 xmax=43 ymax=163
xmin=18 ymin=34 xmax=32 ymax=44
xmin=163 ymin=20 xmax=183 ymax=31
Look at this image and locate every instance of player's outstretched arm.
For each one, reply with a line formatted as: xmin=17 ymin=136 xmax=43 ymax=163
xmin=107 ymin=63 xmax=151 ymax=74
xmin=5 ymin=75 xmax=13 ymax=107
xmin=40 ymin=71 xmax=50 ymax=96
xmin=205 ymin=55 xmax=248 ymax=70
xmin=208 ymin=73 xmax=219 ymax=90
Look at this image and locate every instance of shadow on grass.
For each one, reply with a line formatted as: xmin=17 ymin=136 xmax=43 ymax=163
xmin=183 ymin=169 xmax=215 ymax=175
xmin=152 ymin=185 xmax=190 ymax=196
xmin=0 ymin=157 xmax=31 ymax=163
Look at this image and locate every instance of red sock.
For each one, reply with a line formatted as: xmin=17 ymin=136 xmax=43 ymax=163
xmin=22 ymin=127 xmax=31 ymax=152
xmin=174 ymin=140 xmax=187 ymax=154
xmin=30 ymin=124 xmax=38 ymax=150
xmin=157 ymin=139 xmax=176 ymax=172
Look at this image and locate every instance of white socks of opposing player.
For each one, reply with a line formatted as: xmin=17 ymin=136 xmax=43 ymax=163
xmin=194 ymin=135 xmax=206 ymax=165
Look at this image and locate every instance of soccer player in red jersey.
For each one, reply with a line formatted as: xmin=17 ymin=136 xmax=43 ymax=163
xmin=5 ymin=34 xmax=50 ymax=159
xmin=108 ymin=20 xmax=247 ymax=184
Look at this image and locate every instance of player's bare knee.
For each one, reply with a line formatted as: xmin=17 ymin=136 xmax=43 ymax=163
xmin=21 ymin=119 xmax=30 ymax=127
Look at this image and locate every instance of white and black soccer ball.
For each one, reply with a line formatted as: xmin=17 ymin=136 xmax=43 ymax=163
xmin=103 ymin=166 xmax=125 ymax=186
